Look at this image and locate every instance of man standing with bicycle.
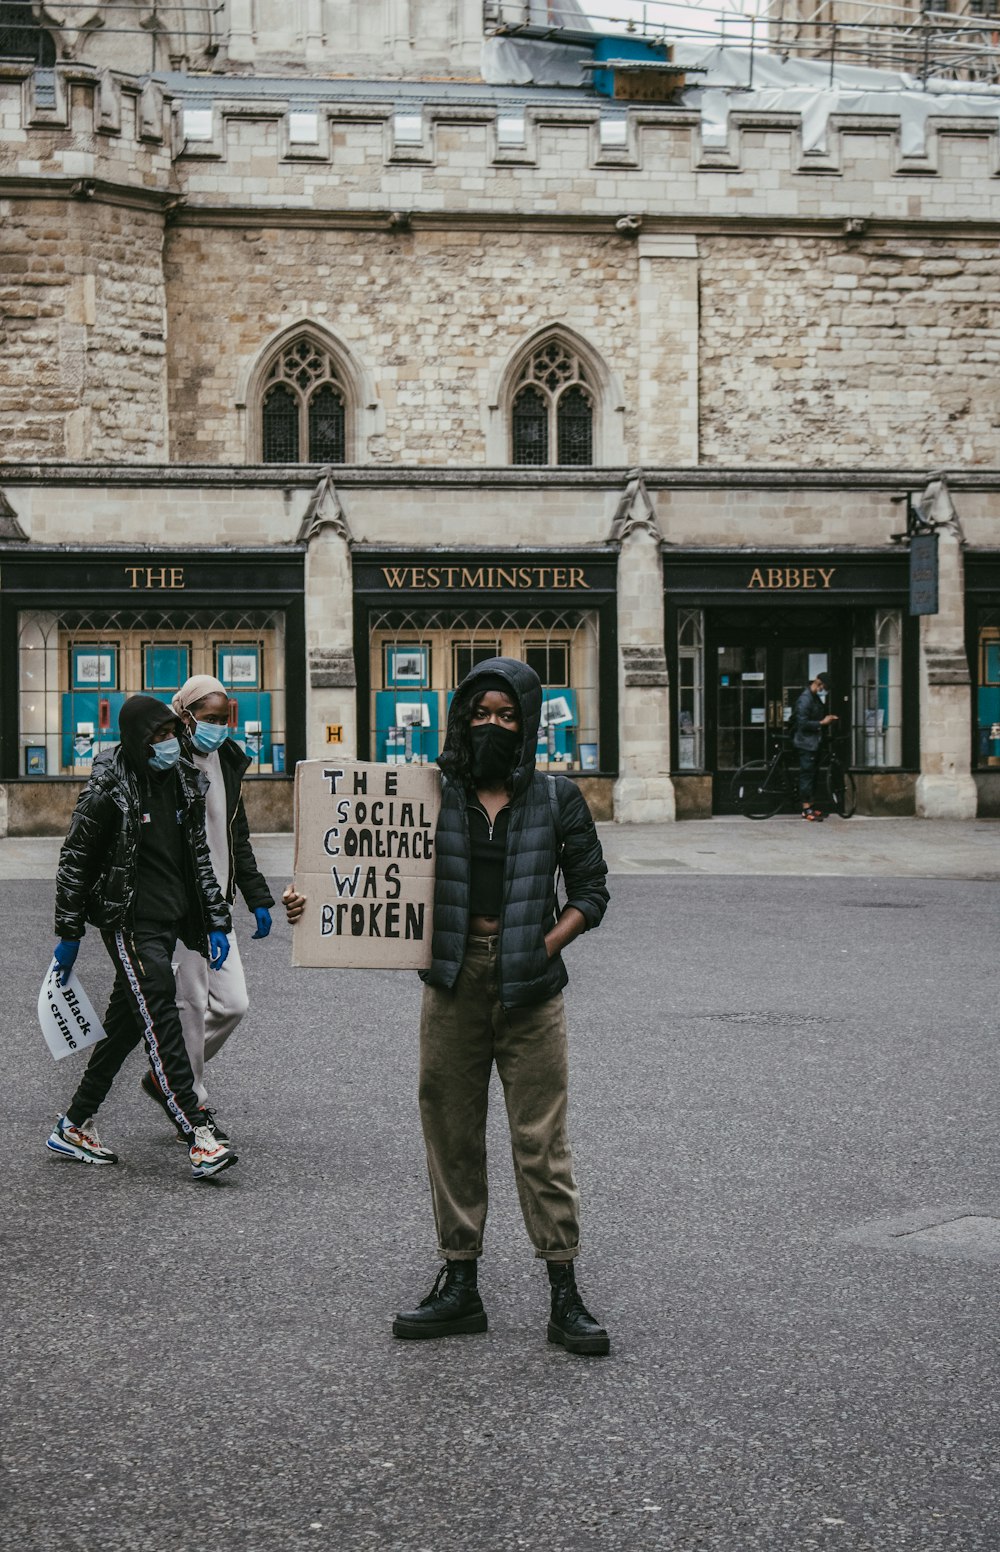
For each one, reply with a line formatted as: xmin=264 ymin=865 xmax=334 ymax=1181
xmin=791 ymin=671 xmax=839 ymax=821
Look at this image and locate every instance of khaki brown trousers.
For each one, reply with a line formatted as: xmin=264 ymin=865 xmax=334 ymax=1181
xmin=418 ymin=934 xmax=580 ymax=1262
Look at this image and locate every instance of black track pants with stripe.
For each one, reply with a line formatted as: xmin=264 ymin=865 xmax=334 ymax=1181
xmin=66 ymin=923 xmax=203 ymax=1136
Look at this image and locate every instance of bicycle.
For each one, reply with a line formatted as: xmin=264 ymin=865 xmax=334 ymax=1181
xmin=732 ymin=734 xmax=857 ymax=820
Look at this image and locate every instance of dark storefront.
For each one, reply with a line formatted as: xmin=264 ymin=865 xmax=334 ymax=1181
xmin=0 ymin=547 xmax=306 ymax=825
xmin=352 ymin=549 xmax=618 ymax=807
xmin=664 ymin=550 xmax=920 ymax=814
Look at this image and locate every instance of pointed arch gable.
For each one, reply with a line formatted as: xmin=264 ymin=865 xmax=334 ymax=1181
xmin=238 ymin=319 xmax=377 ymax=465
xmin=486 ymin=322 xmax=626 ymax=466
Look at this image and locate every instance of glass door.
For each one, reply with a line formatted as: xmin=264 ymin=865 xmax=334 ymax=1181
xmin=716 ymin=644 xmax=769 ymax=777
xmin=710 ymin=632 xmax=839 ymax=812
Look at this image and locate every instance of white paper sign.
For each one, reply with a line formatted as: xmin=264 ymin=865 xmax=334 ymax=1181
xmin=38 ymin=963 xmax=106 ymax=1061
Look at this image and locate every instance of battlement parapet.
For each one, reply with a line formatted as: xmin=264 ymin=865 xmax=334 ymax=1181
xmin=3 ymin=66 xmax=1000 ymax=223
xmin=0 ymin=64 xmax=176 ymax=195
xmin=166 ymin=95 xmax=1000 ymax=225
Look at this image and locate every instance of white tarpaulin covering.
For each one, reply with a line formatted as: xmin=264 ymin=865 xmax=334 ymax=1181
xmin=483 ymin=35 xmax=1000 ymax=155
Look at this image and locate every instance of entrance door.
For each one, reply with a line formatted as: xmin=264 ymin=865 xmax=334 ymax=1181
xmin=710 ymin=633 xmax=838 ymax=812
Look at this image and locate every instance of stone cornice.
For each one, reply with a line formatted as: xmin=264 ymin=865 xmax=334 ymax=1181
xmin=3 ymin=464 xmax=1000 ymax=493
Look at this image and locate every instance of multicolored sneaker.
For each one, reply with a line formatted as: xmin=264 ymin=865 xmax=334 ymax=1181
xmin=46 ymin=1115 xmax=119 ymax=1166
xmin=189 ymin=1124 xmax=237 ymax=1181
xmin=197 ymin=1106 xmax=231 ymax=1146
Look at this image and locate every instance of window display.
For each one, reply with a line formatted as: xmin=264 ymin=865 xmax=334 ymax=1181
xmin=18 ymin=608 xmax=287 ymax=777
xmin=975 ymin=611 xmax=1000 ymax=767
xmin=368 ymin=608 xmax=601 ymax=772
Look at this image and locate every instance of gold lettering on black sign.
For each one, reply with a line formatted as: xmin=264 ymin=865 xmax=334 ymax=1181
xmin=125 ymin=566 xmax=186 ymax=590
xmin=746 ymin=566 xmax=836 ymax=591
xmin=380 ymin=565 xmax=590 ymax=591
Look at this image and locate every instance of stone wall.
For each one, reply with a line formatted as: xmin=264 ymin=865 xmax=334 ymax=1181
xmin=0 ymin=199 xmax=169 ymax=462
xmin=164 ymin=227 xmax=639 ymax=465
xmin=699 ymin=236 xmax=1000 ymax=468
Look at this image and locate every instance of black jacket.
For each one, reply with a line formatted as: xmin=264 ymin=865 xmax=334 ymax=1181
xmin=792 ymin=687 xmax=828 ymax=752
xmin=54 ymin=695 xmax=232 ymax=954
xmin=197 ymin=738 xmax=274 ymax=912
xmin=423 ymin=657 xmax=609 ymax=1009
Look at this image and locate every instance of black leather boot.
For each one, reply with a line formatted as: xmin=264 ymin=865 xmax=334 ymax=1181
xmin=546 ymin=1261 xmax=610 ymax=1356
xmin=392 ymin=1261 xmax=488 ymax=1341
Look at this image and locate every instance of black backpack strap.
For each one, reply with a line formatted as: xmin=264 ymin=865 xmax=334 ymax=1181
xmin=546 ymin=772 xmax=563 ymax=847
xmin=547 ymin=773 xmax=564 ymax=914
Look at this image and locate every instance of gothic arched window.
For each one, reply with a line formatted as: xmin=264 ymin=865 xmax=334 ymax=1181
xmin=510 ymin=339 xmax=594 ymax=467
xmin=260 ymin=337 xmax=347 ymax=463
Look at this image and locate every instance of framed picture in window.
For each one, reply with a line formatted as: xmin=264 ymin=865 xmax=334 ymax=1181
xmin=143 ymin=643 xmax=191 ymax=693
xmin=385 ymin=645 xmax=430 ymax=688
xmin=25 ymin=746 xmax=47 ymax=775
xmin=216 ymin=645 xmax=261 ymax=689
xmin=71 ymin=646 xmax=117 ymax=691
xmin=579 ymin=742 xmax=599 ymax=771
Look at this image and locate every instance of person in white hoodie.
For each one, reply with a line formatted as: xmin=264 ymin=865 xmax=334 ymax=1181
xmin=138 ymin=674 xmax=274 ymax=1142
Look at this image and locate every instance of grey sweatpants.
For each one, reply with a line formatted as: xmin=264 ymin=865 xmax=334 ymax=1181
xmin=173 ymin=933 xmax=249 ymax=1105
xmin=418 ymin=934 xmax=581 ymax=1263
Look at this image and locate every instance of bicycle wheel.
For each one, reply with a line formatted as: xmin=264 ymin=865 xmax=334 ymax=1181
xmin=733 ymin=761 xmax=785 ymax=819
xmin=823 ymin=761 xmax=857 ymax=818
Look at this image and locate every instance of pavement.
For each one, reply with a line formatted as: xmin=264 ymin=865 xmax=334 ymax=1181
xmin=4 ymin=814 xmax=999 ymax=882
xmin=3 ymin=820 xmax=1000 ymax=1551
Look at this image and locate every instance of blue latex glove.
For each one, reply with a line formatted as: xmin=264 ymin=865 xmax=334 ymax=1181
xmin=208 ymin=931 xmax=230 ymax=972
xmin=251 ymin=906 xmax=272 ymax=940
xmin=53 ymin=939 xmax=80 ymax=987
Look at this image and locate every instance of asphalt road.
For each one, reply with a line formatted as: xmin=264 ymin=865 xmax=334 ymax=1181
xmin=4 ymin=871 xmax=999 ymax=1552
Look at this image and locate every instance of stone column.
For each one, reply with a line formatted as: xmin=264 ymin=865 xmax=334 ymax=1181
xmin=226 ymin=0 xmax=256 ymax=65
xmin=636 ymin=234 xmax=699 ymax=465
xmin=915 ymin=480 xmax=977 ymax=819
xmin=300 ymin=475 xmax=358 ymax=761
xmin=611 ymin=476 xmax=675 ymax=823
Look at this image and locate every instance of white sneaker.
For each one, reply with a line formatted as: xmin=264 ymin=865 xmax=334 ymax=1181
xmin=189 ymin=1124 xmax=237 ymax=1180
xmin=46 ymin=1115 xmax=119 ymax=1166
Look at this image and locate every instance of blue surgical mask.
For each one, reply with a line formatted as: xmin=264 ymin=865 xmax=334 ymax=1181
xmin=148 ymin=737 xmax=181 ymax=771
xmin=191 ymin=720 xmax=230 ymax=754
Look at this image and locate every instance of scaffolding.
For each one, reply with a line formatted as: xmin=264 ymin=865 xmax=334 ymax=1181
xmin=486 ymin=0 xmax=1000 ymax=84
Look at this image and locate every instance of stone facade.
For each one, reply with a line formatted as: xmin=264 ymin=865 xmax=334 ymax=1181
xmin=699 ymin=237 xmax=1000 ymax=469
xmin=1 ymin=3 xmax=999 ymax=828
xmin=0 ymin=199 xmax=168 ymax=462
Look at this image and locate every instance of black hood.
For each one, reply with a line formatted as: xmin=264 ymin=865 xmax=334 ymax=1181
xmin=117 ymin=695 xmax=180 ymax=774
xmin=439 ymin=656 xmax=542 ymax=794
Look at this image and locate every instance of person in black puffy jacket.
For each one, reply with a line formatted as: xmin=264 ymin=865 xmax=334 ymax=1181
xmin=45 ymin=695 xmax=238 ymax=1181
xmin=395 ymin=657 xmax=611 ymax=1354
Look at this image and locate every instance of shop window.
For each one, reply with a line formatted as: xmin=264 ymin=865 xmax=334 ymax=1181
xmin=369 ymin=608 xmax=601 ymax=771
xmin=260 ymin=337 xmax=347 ymax=464
xmin=452 ymin=640 xmax=502 ymax=684
xmin=510 ymin=340 xmax=594 ymax=467
xmin=524 ymin=642 xmax=569 ymax=687
xmin=18 ymin=609 xmax=287 ymax=777
xmin=975 ymin=609 xmax=1000 ymax=768
xmin=852 ymin=609 xmax=902 ymax=768
xmin=676 ymin=609 xmax=705 ymax=770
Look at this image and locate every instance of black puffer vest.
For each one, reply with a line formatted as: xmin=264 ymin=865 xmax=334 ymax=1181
xmin=423 ymin=657 xmax=609 ymax=1010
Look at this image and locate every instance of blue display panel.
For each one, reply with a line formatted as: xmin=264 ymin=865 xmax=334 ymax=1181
xmin=375 ymin=690 xmax=441 ymax=764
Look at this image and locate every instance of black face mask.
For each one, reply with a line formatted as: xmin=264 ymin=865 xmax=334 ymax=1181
xmin=469 ymin=723 xmax=520 ymax=783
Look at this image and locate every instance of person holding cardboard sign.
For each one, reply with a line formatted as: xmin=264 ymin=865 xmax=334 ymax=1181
xmin=284 ymin=657 xmax=610 ymax=1353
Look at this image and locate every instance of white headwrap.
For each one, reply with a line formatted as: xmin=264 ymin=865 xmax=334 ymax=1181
xmin=171 ymin=675 xmax=230 ymax=717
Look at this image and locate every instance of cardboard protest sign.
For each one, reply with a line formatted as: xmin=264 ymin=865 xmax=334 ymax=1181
xmin=38 ymin=962 xmax=106 ymax=1061
xmin=291 ymin=759 xmax=441 ymax=970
